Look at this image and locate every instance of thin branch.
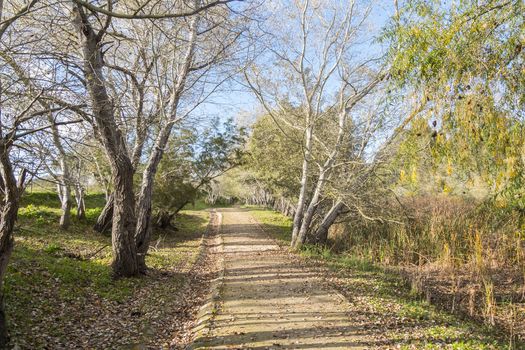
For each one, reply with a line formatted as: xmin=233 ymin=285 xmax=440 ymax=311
xmin=71 ymin=0 xmax=239 ymax=19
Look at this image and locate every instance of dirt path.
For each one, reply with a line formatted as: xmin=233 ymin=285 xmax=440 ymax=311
xmin=190 ymin=208 xmax=369 ymax=349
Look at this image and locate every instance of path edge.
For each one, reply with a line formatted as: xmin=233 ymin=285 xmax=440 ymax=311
xmin=185 ymin=210 xmax=225 ymax=350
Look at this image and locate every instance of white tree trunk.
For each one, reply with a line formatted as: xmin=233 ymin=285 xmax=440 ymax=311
xmin=294 ymin=107 xmax=348 ymax=248
xmin=291 ymin=124 xmax=313 ymax=246
xmin=57 ymin=182 xmax=72 ymax=229
xmin=312 ymin=199 xmax=345 ymax=244
xmin=74 ymin=183 xmax=86 ymax=220
xmin=295 ymin=169 xmax=327 ymax=247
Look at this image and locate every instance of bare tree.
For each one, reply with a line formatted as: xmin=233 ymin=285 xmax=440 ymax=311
xmin=0 ymin=49 xmax=84 ymax=229
xmin=0 ymin=0 xmax=253 ymax=341
xmin=0 ymin=0 xmax=54 ymax=344
xmin=134 ymin=1 xmax=249 ymax=271
xmin=71 ymin=3 xmax=144 ymax=276
xmin=92 ymin=18 xmax=158 ymax=233
xmin=69 ymin=0 xmax=248 ymax=274
xmin=134 ymin=13 xmax=200 ymax=271
xmin=245 ymin=0 xmax=385 ymax=248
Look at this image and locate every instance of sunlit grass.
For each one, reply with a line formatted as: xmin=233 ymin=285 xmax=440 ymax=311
xmin=248 ymin=207 xmax=293 ymax=244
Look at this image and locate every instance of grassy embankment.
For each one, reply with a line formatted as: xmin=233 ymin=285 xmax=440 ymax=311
xmin=249 ymin=207 xmax=518 ymax=350
xmin=6 ymin=192 xmax=210 ymax=349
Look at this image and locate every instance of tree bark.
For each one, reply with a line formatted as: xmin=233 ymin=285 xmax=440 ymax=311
xmin=74 ymin=184 xmax=86 ymax=220
xmin=73 ymin=8 xmax=138 ymax=277
xmin=135 ymin=100 xmax=182 ymax=272
xmin=135 ymin=174 xmax=155 ymax=272
xmin=295 ymin=169 xmax=326 ymax=248
xmin=0 ymin=142 xmax=25 ymax=347
xmin=155 ymin=210 xmax=176 ymax=229
xmin=294 ymin=106 xmax=349 ymax=249
xmin=57 ymin=183 xmax=72 ymax=229
xmin=174 ymin=200 xmax=190 ymax=215
xmin=291 ymin=124 xmax=313 ymax=247
xmin=51 ymin=121 xmax=72 ymax=230
xmin=311 ymin=200 xmax=345 ymax=245
xmin=111 ymin=166 xmax=138 ymax=277
xmin=94 ymin=193 xmax=113 ymax=232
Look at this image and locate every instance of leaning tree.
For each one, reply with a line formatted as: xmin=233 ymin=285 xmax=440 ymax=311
xmin=244 ymin=0 xmax=387 ymax=248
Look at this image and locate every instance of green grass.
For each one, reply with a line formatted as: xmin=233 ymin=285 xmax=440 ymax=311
xmin=184 ymin=198 xmax=234 ymax=211
xmin=247 ymin=207 xmax=293 ymax=243
xmin=247 ymin=206 xmax=513 ymax=349
xmin=6 ymin=191 xmax=211 ymax=348
xmin=19 ymin=192 xmax=106 ymax=225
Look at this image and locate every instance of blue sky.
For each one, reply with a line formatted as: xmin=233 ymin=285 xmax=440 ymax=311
xmin=189 ymin=0 xmax=397 ymax=131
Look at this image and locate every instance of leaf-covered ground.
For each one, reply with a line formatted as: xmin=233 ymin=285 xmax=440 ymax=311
xmin=249 ymin=207 xmax=518 ymax=349
xmin=7 ymin=197 xmax=520 ymax=349
xmin=6 ymin=192 xmax=213 ymax=349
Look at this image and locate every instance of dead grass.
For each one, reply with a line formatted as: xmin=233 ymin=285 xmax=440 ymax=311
xmin=326 ymin=195 xmax=525 ymax=344
xmin=249 ymin=205 xmax=523 ymax=348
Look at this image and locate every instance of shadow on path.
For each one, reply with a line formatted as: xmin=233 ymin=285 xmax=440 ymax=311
xmin=191 ymin=209 xmax=374 ymax=349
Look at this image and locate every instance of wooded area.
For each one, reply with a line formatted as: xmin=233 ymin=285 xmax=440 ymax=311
xmin=0 ymin=0 xmax=524 ymax=348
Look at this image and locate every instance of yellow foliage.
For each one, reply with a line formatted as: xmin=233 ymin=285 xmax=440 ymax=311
xmin=400 ymin=169 xmax=406 ymax=183
xmin=442 ymin=242 xmax=451 ymax=265
xmin=446 ymin=159 xmax=453 ymax=176
xmin=506 ymin=156 xmax=517 ymax=179
xmin=410 ymin=166 xmax=418 ymax=184
xmin=473 ymin=230 xmax=484 ymax=273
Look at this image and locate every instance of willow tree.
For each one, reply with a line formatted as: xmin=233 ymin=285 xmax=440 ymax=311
xmin=387 ymin=0 xmax=524 ymax=201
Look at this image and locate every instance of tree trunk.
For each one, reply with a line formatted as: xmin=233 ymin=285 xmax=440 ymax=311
xmin=294 ymin=105 xmax=349 ymax=248
xmin=135 ymin=102 xmax=178 ymax=273
xmin=295 ymin=199 xmax=318 ymax=248
xmin=286 ymin=201 xmax=295 ymax=217
xmin=73 ymin=8 xmax=138 ymax=277
xmin=0 ymin=143 xmax=25 ymax=347
xmin=57 ymin=183 xmax=72 ymax=229
xmin=135 ymin=176 xmax=155 ymax=273
xmin=135 ymin=118 xmax=177 ymax=272
xmin=0 ymin=209 xmax=15 ymax=348
xmin=135 ymin=15 xmax=198 ymax=273
xmin=155 ymin=211 xmax=175 ymax=229
xmin=135 ymin=119 xmax=182 ymax=271
xmin=111 ymin=165 xmax=138 ymax=277
xmin=311 ymin=200 xmax=345 ymax=245
xmin=93 ymin=193 xmax=113 ymax=233
xmin=53 ymin=130 xmax=71 ymax=230
xmin=291 ymin=124 xmax=313 ymax=247
xmin=295 ymin=168 xmax=328 ymax=248
xmin=74 ymin=184 xmax=86 ymax=220
xmin=0 ymin=210 xmax=16 ymax=347
xmin=174 ymin=200 xmax=190 ymax=215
